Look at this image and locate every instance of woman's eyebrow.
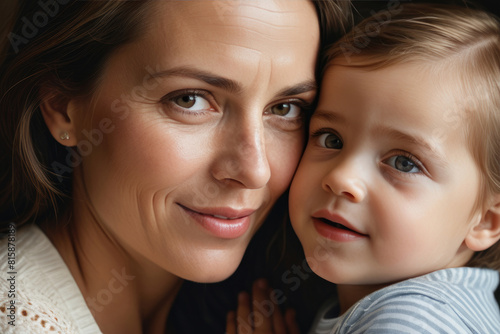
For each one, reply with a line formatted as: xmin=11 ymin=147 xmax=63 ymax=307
xmin=150 ymin=66 xmax=242 ymax=94
xmin=150 ymin=66 xmax=316 ymax=97
xmin=275 ymin=80 xmax=317 ymax=97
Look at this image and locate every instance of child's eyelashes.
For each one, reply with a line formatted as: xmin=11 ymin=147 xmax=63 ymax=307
xmin=311 ymin=128 xmax=343 ymax=149
xmin=382 ymin=151 xmax=430 ymax=178
xmin=309 ymin=128 xmax=429 ymax=177
xmin=384 ymin=154 xmax=421 ymax=174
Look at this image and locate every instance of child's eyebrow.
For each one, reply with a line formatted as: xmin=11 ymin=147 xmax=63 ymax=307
xmin=374 ymin=126 xmax=448 ymax=168
xmin=311 ymin=109 xmax=346 ymax=124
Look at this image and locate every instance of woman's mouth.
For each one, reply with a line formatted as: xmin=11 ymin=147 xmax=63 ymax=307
xmin=178 ymin=204 xmax=255 ymax=239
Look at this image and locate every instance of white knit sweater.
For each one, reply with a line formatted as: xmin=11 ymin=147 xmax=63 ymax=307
xmin=0 ymin=224 xmax=102 ymax=333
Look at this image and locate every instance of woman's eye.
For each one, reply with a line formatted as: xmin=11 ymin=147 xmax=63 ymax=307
xmin=318 ymin=133 xmax=343 ymax=149
xmin=386 ymin=155 xmax=420 ymax=173
xmin=270 ymin=103 xmax=301 ymax=118
xmin=172 ymin=94 xmax=212 ymax=111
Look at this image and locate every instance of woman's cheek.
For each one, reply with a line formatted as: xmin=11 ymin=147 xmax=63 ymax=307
xmin=270 ymin=132 xmax=305 ymax=190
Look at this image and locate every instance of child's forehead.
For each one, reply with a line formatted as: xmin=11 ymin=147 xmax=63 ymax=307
xmin=321 ymin=58 xmax=470 ymax=108
xmin=315 ymin=60 xmax=473 ymax=138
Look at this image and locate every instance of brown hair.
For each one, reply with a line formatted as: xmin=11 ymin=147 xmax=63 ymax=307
xmin=0 ymin=1 xmax=352 ymax=231
xmin=324 ymin=3 xmax=500 ymax=270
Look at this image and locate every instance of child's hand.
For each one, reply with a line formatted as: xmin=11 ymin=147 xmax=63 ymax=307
xmin=225 ymin=279 xmax=301 ymax=334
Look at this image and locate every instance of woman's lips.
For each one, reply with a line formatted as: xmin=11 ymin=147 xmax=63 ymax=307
xmin=311 ymin=210 xmax=368 ymax=242
xmin=178 ymin=204 xmax=255 ymax=239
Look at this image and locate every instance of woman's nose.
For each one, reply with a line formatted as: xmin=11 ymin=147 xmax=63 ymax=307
xmin=211 ymin=115 xmax=271 ymax=189
xmin=321 ymin=155 xmax=367 ymax=203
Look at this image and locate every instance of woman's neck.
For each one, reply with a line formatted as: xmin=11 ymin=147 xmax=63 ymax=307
xmin=41 ymin=199 xmax=182 ymax=334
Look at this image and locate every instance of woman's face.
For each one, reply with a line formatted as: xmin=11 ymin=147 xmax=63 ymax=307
xmin=71 ymin=0 xmax=319 ymax=281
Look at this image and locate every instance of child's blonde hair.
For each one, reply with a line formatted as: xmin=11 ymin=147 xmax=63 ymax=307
xmin=324 ymin=3 xmax=500 ymax=271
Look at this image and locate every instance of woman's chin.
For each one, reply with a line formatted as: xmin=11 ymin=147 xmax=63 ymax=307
xmin=181 ymin=257 xmax=243 ymax=283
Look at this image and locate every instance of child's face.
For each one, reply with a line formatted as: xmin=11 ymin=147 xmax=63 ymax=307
xmin=289 ymin=62 xmax=482 ymax=286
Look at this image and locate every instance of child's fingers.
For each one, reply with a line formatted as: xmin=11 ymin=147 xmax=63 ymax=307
xmin=236 ymin=291 xmax=253 ymax=333
xmin=271 ymin=301 xmax=287 ymax=334
xmin=251 ymin=279 xmax=274 ymax=333
xmin=226 ymin=311 xmax=237 ymax=334
xmin=230 ymin=280 xmax=288 ymax=334
xmin=285 ymin=309 xmax=301 ymax=334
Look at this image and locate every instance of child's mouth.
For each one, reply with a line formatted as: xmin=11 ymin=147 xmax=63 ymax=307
xmin=319 ymin=218 xmax=355 ymax=232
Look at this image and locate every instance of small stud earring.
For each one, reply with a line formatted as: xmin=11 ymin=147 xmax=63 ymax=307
xmin=60 ymin=131 xmax=70 ymax=140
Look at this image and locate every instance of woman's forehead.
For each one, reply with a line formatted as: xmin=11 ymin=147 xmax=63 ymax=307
xmin=99 ymin=0 xmax=320 ymax=94
xmin=148 ymin=0 xmax=319 ymax=50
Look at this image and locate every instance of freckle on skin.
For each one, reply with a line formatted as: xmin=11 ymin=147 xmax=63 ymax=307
xmin=41 ymin=320 xmax=47 ymax=327
xmin=22 ymin=310 xmax=28 ymax=316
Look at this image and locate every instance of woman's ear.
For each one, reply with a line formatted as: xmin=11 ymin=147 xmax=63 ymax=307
xmin=40 ymin=88 xmax=79 ymax=147
xmin=465 ymin=195 xmax=500 ymax=252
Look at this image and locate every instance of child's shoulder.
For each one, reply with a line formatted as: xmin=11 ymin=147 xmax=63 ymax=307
xmin=377 ymin=267 xmax=498 ymax=300
xmin=347 ymin=268 xmax=500 ymax=334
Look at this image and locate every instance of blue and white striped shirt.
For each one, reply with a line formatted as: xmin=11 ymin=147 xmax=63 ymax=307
xmin=309 ymin=268 xmax=500 ymax=333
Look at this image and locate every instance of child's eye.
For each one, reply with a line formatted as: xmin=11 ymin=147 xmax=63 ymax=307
xmin=317 ymin=132 xmax=343 ymax=149
xmin=385 ymin=155 xmax=420 ymax=173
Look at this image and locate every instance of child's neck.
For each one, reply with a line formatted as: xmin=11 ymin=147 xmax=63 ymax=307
xmin=337 ymin=283 xmax=390 ymax=315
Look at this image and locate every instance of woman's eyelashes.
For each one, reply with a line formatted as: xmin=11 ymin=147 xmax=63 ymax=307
xmin=161 ymin=89 xmax=312 ymax=122
xmin=269 ymin=102 xmax=299 ymax=118
xmin=265 ymin=100 xmax=313 ymax=131
xmin=161 ymin=89 xmax=215 ymax=115
xmin=267 ymin=101 xmax=312 ymax=119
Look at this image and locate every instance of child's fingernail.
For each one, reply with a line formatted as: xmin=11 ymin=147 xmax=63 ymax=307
xmin=257 ymin=278 xmax=267 ymax=289
xmin=238 ymin=291 xmax=248 ymax=302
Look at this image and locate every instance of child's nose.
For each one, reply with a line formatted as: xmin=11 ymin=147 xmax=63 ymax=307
xmin=321 ymin=156 xmax=367 ymax=203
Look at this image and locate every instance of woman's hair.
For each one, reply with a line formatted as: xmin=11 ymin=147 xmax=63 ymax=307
xmin=324 ymin=3 xmax=500 ymax=270
xmin=0 ymin=0 xmax=153 ymax=231
xmin=0 ymin=1 xmax=352 ymax=232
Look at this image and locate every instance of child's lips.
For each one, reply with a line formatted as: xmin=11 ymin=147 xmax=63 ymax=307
xmin=318 ymin=218 xmax=356 ymax=233
xmin=311 ymin=209 xmax=367 ymax=237
xmin=312 ymin=218 xmax=368 ymax=242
